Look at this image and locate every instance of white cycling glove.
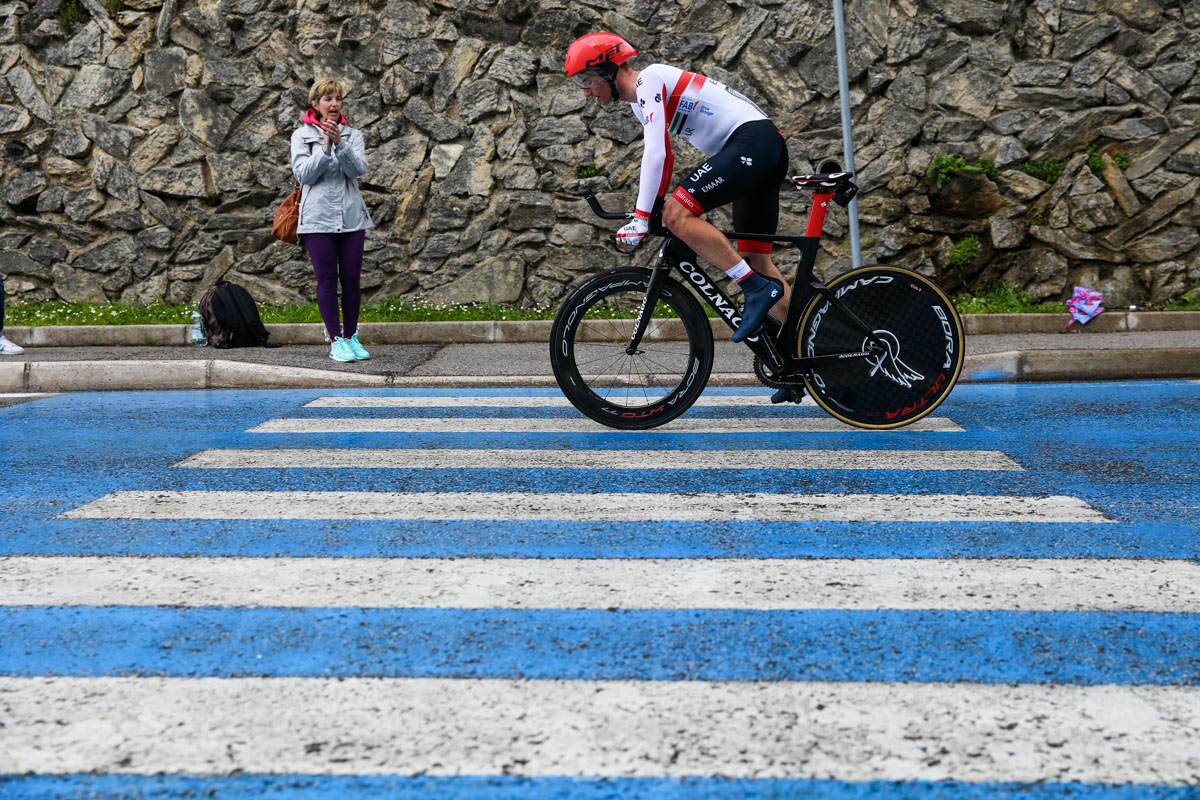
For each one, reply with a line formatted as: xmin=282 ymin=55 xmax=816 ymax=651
xmin=614 ymin=210 xmax=651 ymax=249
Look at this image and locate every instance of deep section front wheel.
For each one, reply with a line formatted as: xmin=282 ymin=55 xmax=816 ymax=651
xmin=550 ymin=267 xmax=714 ymax=429
xmin=797 ymin=264 xmax=964 ymax=429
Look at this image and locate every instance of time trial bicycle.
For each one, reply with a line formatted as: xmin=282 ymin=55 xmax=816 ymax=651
xmin=549 ymin=168 xmax=965 ymax=430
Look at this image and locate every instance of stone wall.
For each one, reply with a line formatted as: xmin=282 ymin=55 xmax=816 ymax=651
xmin=1 ymin=0 xmax=1198 ymax=308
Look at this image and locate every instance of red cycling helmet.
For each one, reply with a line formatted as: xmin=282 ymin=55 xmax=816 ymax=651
xmin=565 ymin=33 xmax=637 ymax=91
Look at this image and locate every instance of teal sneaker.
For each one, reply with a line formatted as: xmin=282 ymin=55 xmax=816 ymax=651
xmin=329 ymin=337 xmax=356 ymax=362
xmin=347 ymin=332 xmax=370 ymax=360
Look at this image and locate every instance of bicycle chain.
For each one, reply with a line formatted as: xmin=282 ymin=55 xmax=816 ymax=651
xmin=753 ymin=355 xmax=807 ymax=390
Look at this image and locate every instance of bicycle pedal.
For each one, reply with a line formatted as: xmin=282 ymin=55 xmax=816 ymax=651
xmin=770 ymin=387 xmax=805 ymax=404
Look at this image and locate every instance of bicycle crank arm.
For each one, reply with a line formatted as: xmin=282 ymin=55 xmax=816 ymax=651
xmin=746 ymin=331 xmax=786 ymax=373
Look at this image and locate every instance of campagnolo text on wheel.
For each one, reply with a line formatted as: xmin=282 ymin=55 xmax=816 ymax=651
xmin=548 ymin=32 xmax=965 ymax=431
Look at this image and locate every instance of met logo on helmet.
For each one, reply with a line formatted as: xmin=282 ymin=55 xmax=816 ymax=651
xmin=585 ymin=44 xmax=623 ymax=68
xmin=566 ymin=33 xmax=637 ymax=77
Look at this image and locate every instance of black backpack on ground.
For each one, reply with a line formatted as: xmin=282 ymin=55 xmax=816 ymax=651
xmin=198 ymin=281 xmax=276 ymax=348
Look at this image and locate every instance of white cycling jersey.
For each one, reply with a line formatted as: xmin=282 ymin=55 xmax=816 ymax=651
xmin=629 ymin=63 xmax=768 ymax=215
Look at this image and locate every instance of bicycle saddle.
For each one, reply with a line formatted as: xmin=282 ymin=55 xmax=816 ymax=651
xmin=790 ymin=169 xmax=858 ymax=207
xmin=790 ymin=171 xmax=853 ymax=186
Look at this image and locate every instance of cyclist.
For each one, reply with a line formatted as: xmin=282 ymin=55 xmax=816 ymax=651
xmin=564 ymin=32 xmax=793 ymax=353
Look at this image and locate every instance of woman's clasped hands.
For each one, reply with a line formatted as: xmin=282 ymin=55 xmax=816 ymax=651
xmin=321 ymin=119 xmax=342 ymax=151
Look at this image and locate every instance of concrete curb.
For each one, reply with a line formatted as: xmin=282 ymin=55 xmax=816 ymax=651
xmin=0 ymin=360 xmax=388 ymax=392
xmin=961 ymin=348 xmax=1200 ymax=382
xmin=5 ymin=311 xmax=1200 ymax=347
xmin=1 ymin=350 xmax=1196 ymax=392
xmin=959 ymin=311 xmax=1200 ymax=335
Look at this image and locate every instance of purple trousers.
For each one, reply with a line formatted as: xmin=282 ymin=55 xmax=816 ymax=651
xmin=302 ymin=230 xmax=365 ymax=339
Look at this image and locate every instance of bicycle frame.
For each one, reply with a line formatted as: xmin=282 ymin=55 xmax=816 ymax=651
xmin=582 ymin=180 xmax=887 ymax=383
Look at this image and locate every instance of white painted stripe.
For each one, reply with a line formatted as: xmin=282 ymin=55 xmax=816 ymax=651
xmin=175 ymin=448 xmax=1021 ymax=471
xmin=304 ymin=394 xmax=817 ymax=408
xmin=62 ymin=491 xmax=1113 ymax=523
xmin=2 ymin=557 xmax=1193 ymax=611
xmin=248 ymin=417 xmax=965 ymax=433
xmin=3 ymin=677 xmax=1197 ymax=782
xmin=0 ymin=393 xmax=51 ymax=398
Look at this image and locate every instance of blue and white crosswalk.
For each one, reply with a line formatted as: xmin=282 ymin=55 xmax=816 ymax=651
xmin=2 ymin=382 xmax=1200 ymax=797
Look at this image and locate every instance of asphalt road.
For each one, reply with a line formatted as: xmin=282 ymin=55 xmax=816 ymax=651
xmin=2 ymin=382 xmax=1199 ymax=797
xmin=4 ymin=328 xmax=1199 ymax=380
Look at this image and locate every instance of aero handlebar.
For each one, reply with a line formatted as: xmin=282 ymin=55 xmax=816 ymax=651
xmin=581 ymin=189 xmax=632 ymax=221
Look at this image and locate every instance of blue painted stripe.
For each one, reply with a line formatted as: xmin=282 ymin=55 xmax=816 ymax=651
xmin=3 ymin=607 xmax=1198 ymax=684
xmin=0 ymin=774 xmax=1194 ymax=799
xmin=5 ymin=520 xmax=1198 ymax=559
xmin=0 ymin=457 xmax=1165 ymax=513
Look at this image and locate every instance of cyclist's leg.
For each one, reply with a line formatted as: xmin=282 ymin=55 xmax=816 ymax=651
xmin=662 ymin=122 xmax=782 ymax=270
xmin=663 ymin=197 xmax=783 ymax=344
xmin=733 ymin=126 xmax=791 ymax=320
xmin=660 ymin=197 xmax=739 ymax=271
xmin=744 ymin=255 xmax=789 ymax=319
xmin=664 ymin=121 xmax=789 ymax=340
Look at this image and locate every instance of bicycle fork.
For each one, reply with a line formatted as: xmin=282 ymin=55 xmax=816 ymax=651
xmin=624 ymin=256 xmax=673 ymax=355
xmin=626 ymin=243 xmax=791 ymax=374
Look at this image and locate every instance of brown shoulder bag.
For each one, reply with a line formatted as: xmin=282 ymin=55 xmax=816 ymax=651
xmin=271 ymin=181 xmax=302 ymax=244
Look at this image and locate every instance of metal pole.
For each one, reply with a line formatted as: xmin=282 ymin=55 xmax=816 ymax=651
xmin=831 ymin=0 xmax=862 ymax=268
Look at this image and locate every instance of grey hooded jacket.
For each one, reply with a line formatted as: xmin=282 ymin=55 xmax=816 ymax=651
xmin=290 ymin=122 xmax=374 ymax=235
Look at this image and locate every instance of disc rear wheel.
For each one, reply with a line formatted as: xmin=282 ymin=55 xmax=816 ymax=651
xmin=797 ymin=265 xmax=964 ymax=429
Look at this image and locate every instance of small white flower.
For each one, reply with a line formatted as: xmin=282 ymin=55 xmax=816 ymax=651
xmin=740 ymin=156 xmax=753 ymax=166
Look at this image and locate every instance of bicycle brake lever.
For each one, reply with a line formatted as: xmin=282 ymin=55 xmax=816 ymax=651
xmin=609 ymin=232 xmax=641 ymax=254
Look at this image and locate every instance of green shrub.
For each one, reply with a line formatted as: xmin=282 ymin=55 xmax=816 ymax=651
xmin=931 ymin=144 xmax=1130 ymax=191
xmin=1162 ymin=289 xmax=1199 ymax=311
xmin=577 ymin=163 xmax=604 ymax=179
xmin=53 ymin=0 xmax=89 ymax=32
xmin=1085 ymin=143 xmax=1132 ymax=177
xmin=975 ymin=157 xmax=1001 ymax=179
xmin=1013 ymin=159 xmax=1067 ymax=184
xmin=952 ymin=283 xmax=1068 ymax=314
xmin=948 ymin=236 xmax=981 ymax=268
xmin=926 ymin=153 xmax=974 ymax=189
xmin=925 ymin=154 xmax=1006 ymax=188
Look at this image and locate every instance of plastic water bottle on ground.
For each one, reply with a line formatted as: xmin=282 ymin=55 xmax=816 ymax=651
xmin=189 ymin=309 xmax=207 ymax=346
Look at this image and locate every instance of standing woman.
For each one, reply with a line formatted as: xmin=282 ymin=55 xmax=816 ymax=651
xmin=291 ymin=79 xmax=374 ymax=362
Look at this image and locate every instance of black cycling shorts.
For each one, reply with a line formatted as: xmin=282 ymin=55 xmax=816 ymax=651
xmin=671 ymin=119 xmax=789 ymax=254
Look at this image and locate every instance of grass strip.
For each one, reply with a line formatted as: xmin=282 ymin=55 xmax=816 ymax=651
xmin=6 ymin=300 xmax=560 ymax=327
xmin=5 ymin=286 xmax=1197 ymax=327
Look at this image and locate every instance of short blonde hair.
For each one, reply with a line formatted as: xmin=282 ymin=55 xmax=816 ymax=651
xmin=309 ymin=79 xmax=347 ymax=110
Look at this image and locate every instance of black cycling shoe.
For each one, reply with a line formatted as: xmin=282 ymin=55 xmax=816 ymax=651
xmin=732 ymin=273 xmax=783 ymax=343
xmin=770 ymin=387 xmax=805 ymax=404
